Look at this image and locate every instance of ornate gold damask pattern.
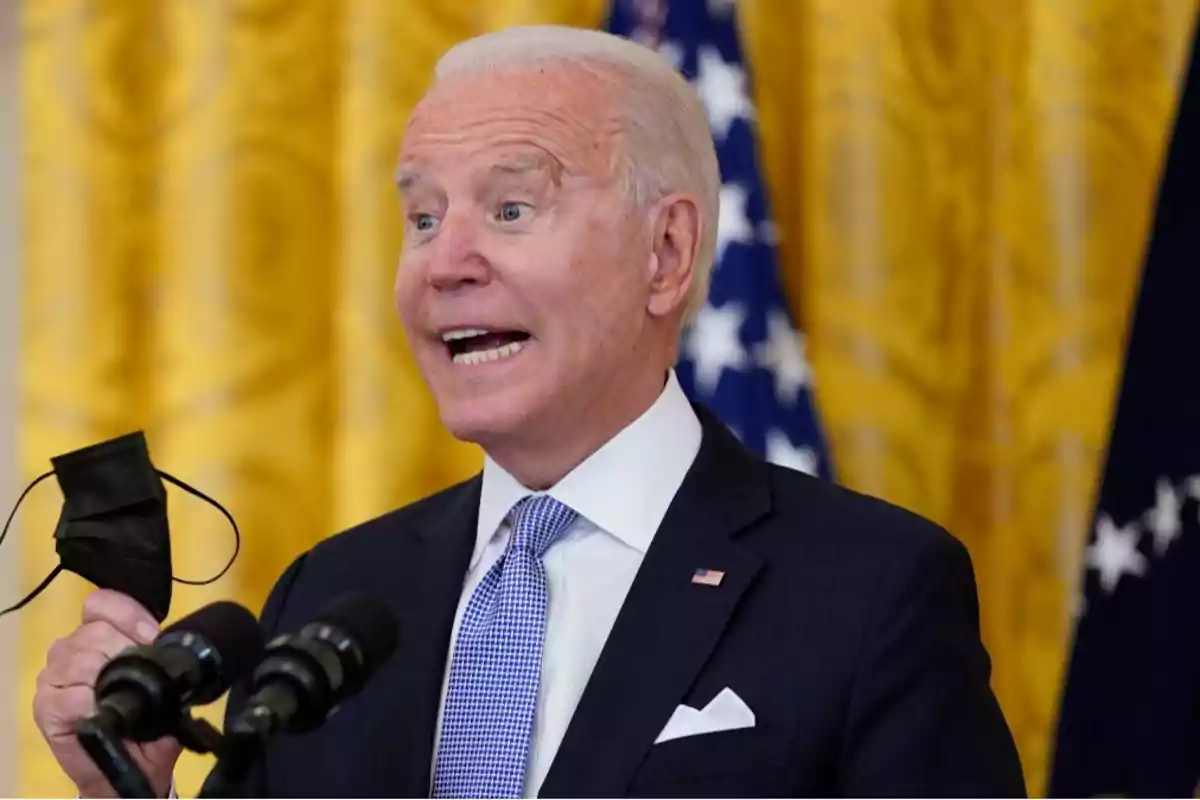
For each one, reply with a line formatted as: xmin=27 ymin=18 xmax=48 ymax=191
xmin=18 ymin=0 xmax=1197 ymax=794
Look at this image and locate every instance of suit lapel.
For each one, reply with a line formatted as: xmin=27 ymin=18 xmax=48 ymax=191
xmin=384 ymin=477 xmax=480 ymax=798
xmin=540 ymin=407 xmax=771 ymax=798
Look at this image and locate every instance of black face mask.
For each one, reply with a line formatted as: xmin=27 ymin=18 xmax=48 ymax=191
xmin=0 ymin=431 xmax=240 ymax=622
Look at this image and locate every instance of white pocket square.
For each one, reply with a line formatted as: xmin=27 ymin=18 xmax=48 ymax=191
xmin=653 ymin=687 xmax=756 ymax=744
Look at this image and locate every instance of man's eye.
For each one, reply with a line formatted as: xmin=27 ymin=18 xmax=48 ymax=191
xmin=412 ymin=214 xmax=438 ymax=232
xmin=497 ymin=202 xmax=529 ymax=223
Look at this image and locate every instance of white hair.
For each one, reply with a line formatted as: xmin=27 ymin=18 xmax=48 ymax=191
xmin=433 ymin=25 xmax=720 ymax=322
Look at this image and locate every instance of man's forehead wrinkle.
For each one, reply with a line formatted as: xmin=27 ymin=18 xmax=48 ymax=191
xmin=413 ymin=107 xmax=601 ymax=149
xmin=400 ymin=73 xmax=633 ymax=187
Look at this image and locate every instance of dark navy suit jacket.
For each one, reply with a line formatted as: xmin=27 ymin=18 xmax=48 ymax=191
xmin=225 ymin=406 xmax=1026 ymax=797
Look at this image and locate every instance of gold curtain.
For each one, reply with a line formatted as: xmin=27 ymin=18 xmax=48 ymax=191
xmin=17 ymin=0 xmax=1197 ymax=795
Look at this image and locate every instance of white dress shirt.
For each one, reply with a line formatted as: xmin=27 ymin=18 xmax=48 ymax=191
xmin=430 ymin=370 xmax=702 ymax=797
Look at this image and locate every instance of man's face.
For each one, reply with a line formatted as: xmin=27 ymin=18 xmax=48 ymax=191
xmin=395 ymin=65 xmax=657 ymax=450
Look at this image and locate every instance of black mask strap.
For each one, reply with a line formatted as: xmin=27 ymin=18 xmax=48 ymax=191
xmin=157 ymin=470 xmax=240 ymax=586
xmin=0 ymin=470 xmax=60 ymax=618
xmin=0 ymin=565 xmax=64 ymax=618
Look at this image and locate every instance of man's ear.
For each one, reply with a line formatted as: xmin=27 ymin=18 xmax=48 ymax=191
xmin=646 ymin=192 xmax=702 ymax=318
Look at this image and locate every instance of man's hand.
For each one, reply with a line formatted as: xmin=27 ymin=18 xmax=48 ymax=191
xmin=32 ymin=589 xmax=183 ymax=798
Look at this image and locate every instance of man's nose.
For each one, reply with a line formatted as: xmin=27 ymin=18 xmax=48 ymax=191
xmin=426 ymin=214 xmax=490 ymax=291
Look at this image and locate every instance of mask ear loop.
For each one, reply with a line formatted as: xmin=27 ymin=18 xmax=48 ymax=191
xmin=0 ymin=470 xmax=63 ymax=618
xmin=158 ymin=471 xmax=241 ymax=586
xmin=0 ymin=566 xmax=63 ymax=618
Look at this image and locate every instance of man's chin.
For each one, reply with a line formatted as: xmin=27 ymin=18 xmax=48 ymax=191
xmin=429 ymin=362 xmax=563 ymax=448
xmin=437 ymin=403 xmax=532 ymax=449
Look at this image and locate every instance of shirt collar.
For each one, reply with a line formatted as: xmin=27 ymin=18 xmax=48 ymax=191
xmin=474 ymin=370 xmax=702 ymax=569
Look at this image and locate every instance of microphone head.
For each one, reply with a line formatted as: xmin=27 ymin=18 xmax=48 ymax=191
xmin=242 ymin=592 xmax=398 ymax=734
xmin=156 ymin=600 xmax=263 ymax=704
xmin=309 ymin=592 xmax=398 ymax=678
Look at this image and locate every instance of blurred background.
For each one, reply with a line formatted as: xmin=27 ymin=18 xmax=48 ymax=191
xmin=2 ymin=0 xmax=1198 ymax=796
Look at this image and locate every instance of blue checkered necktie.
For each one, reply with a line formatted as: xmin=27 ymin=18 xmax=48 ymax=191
xmin=433 ymin=494 xmax=579 ymax=799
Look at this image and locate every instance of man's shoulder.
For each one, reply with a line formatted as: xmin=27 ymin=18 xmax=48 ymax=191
xmin=256 ymin=474 xmax=481 ymax=622
xmin=745 ymin=465 xmax=980 ymax=667
xmin=310 ymin=474 xmax=481 ymax=560
xmin=760 ymin=463 xmax=967 ymax=572
xmin=691 ymin=405 xmax=961 ymax=571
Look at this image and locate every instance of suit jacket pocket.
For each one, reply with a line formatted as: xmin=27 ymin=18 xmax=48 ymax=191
xmin=628 ymin=725 xmax=792 ymax=797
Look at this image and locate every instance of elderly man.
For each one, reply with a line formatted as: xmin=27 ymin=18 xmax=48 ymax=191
xmin=34 ymin=25 xmax=1025 ymax=798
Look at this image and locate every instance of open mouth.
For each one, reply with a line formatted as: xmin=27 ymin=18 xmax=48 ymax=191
xmin=441 ymin=328 xmax=532 ymax=365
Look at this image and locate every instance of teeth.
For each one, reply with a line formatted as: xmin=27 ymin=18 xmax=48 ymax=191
xmin=442 ymin=328 xmax=490 ymax=342
xmin=452 ymin=339 xmax=527 ymax=365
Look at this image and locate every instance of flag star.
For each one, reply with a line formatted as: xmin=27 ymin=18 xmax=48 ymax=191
xmin=1086 ymin=514 xmax=1148 ymax=594
xmin=717 ymin=183 xmax=754 ymax=264
xmin=708 ymin=0 xmax=737 ymax=16
xmin=694 ymin=45 xmax=753 ymax=140
xmin=766 ymin=430 xmax=819 ymax=476
xmin=755 ymin=311 xmax=812 ymax=405
xmin=685 ymin=301 xmax=748 ymax=394
xmin=1144 ymin=477 xmax=1183 ymax=556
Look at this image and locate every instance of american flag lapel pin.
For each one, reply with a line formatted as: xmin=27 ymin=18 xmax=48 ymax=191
xmin=692 ymin=567 xmax=725 ymax=587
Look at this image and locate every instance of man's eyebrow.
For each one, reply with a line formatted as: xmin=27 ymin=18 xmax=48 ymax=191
xmin=395 ymin=154 xmax=565 ymax=191
xmin=395 ymin=167 xmax=423 ymax=191
xmin=489 ymin=153 xmax=563 ymax=185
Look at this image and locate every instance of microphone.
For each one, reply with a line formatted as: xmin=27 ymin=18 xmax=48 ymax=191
xmin=76 ymin=601 xmax=263 ymax=798
xmin=198 ymin=592 xmax=398 ymax=798
xmin=87 ymin=600 xmax=264 ymax=741
xmin=236 ymin=591 xmax=398 ymax=735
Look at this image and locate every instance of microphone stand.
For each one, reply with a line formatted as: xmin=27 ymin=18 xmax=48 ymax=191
xmin=76 ymin=709 xmax=155 ymax=799
xmin=76 ymin=707 xmax=224 ymax=799
xmin=197 ymin=708 xmax=274 ymax=798
xmin=199 ymin=682 xmax=301 ymax=798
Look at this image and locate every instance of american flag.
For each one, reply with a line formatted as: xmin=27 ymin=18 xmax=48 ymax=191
xmin=1049 ymin=30 xmax=1200 ymax=797
xmin=691 ymin=567 xmax=726 ymax=586
xmin=606 ymin=0 xmax=833 ymax=480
